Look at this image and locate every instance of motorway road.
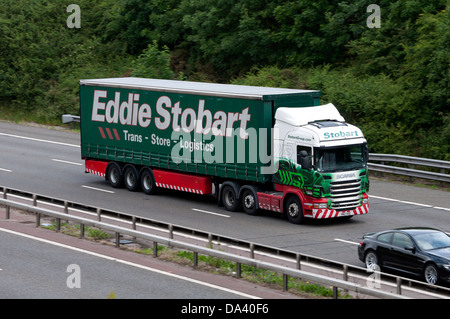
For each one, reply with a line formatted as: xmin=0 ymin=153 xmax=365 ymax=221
xmin=0 ymin=226 xmax=257 ymax=299
xmin=0 ymin=121 xmax=449 ymax=270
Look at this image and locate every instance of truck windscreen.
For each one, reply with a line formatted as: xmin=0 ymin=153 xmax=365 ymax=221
xmin=314 ymin=143 xmax=368 ymax=172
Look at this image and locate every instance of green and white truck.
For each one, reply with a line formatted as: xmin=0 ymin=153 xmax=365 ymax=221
xmin=79 ymin=77 xmax=369 ymax=224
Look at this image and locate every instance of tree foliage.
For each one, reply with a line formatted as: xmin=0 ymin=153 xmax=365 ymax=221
xmin=0 ymin=0 xmax=448 ymax=159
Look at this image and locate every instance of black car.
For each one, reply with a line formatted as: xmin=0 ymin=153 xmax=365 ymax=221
xmin=358 ymin=227 xmax=450 ymax=285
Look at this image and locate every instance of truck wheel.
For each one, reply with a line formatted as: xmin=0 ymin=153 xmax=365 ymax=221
xmin=107 ymin=163 xmax=123 ymax=188
xmin=221 ymin=185 xmax=241 ymax=212
xmin=241 ymin=189 xmax=258 ymax=215
xmin=123 ymin=165 xmax=140 ymax=192
xmin=285 ymin=196 xmax=303 ymax=224
xmin=140 ymin=168 xmax=157 ymax=195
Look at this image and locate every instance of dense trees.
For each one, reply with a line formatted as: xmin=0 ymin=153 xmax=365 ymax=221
xmin=0 ymin=0 xmax=448 ymax=159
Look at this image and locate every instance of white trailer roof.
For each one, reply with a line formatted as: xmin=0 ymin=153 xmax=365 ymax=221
xmin=80 ymin=77 xmax=317 ymax=100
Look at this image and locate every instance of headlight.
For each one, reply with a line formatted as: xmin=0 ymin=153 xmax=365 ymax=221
xmin=443 ymin=264 xmax=450 ymax=271
xmin=313 ymin=203 xmax=328 ymax=209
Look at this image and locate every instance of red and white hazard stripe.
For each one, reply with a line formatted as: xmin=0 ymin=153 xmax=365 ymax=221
xmin=310 ymin=203 xmax=369 ymax=219
xmin=85 ymin=168 xmax=106 ymax=177
xmin=155 ymin=182 xmax=204 ymax=194
xmin=85 ymin=159 xmax=108 ymax=177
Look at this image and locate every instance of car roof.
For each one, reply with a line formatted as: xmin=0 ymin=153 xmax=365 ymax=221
xmin=378 ymin=227 xmax=442 ymax=236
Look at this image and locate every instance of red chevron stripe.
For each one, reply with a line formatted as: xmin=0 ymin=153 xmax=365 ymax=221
xmin=98 ymin=127 xmax=106 ymax=139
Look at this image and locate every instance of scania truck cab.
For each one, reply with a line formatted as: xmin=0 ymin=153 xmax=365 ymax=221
xmin=270 ymin=103 xmax=369 ymax=223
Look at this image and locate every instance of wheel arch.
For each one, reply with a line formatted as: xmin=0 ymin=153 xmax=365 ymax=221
xmin=281 ymin=189 xmax=306 ymax=214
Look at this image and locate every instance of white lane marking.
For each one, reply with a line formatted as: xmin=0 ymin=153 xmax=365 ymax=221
xmin=334 ymin=238 xmax=360 ymax=245
xmin=0 ymin=227 xmax=259 ymax=299
xmin=0 ymin=132 xmax=79 ymax=148
xmin=370 ymin=195 xmax=449 ymax=211
xmin=0 ymin=168 xmax=12 ymax=173
xmin=82 ymin=185 xmax=115 ymax=194
xmin=191 ymin=208 xmax=230 ymax=218
xmin=52 ymin=159 xmax=83 ymax=166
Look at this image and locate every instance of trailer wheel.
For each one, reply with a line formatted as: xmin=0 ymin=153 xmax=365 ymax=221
xmin=241 ymin=189 xmax=258 ymax=215
xmin=221 ymin=185 xmax=241 ymax=212
xmin=123 ymin=165 xmax=140 ymax=192
xmin=285 ymin=195 xmax=303 ymax=224
xmin=140 ymin=168 xmax=157 ymax=195
xmin=107 ymin=162 xmax=123 ymax=188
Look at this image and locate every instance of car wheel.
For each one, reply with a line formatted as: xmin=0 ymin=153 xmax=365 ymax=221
xmin=364 ymin=251 xmax=379 ymax=272
xmin=424 ymin=264 xmax=439 ymax=285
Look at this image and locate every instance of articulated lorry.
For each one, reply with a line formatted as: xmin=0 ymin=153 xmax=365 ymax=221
xmin=79 ymin=77 xmax=369 ymax=224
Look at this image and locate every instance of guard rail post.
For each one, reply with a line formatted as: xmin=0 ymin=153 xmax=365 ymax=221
xmin=193 ymin=252 xmax=198 ymax=268
xmin=283 ymin=274 xmax=289 ymax=292
xmin=153 ymin=241 xmax=158 ymax=257
xmin=396 ymin=277 xmax=402 ymax=295
xmin=2 ymin=187 xmax=10 ymax=219
xmin=80 ymin=223 xmax=85 ymax=239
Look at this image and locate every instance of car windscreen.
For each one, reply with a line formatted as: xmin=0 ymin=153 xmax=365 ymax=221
xmin=413 ymin=232 xmax=450 ymax=251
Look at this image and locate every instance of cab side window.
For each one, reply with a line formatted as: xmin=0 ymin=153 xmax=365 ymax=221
xmin=297 ymin=146 xmax=312 ymax=165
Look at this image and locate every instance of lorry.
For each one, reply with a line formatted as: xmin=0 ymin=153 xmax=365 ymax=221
xmin=79 ymin=77 xmax=369 ymax=224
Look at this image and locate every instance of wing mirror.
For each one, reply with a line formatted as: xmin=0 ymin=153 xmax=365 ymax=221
xmin=405 ymin=245 xmax=416 ymax=253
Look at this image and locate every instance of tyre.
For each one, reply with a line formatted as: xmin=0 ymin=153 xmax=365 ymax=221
xmin=107 ymin=163 xmax=123 ymax=188
xmin=424 ymin=264 xmax=439 ymax=285
xmin=285 ymin=196 xmax=303 ymax=224
xmin=221 ymin=185 xmax=241 ymax=212
xmin=241 ymin=188 xmax=258 ymax=215
xmin=364 ymin=251 xmax=379 ymax=272
xmin=123 ymin=165 xmax=140 ymax=192
xmin=140 ymin=168 xmax=157 ymax=195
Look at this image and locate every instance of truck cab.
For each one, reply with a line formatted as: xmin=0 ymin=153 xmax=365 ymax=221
xmin=270 ymin=103 xmax=369 ymax=222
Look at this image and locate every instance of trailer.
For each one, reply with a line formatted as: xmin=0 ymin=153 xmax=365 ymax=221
xmin=80 ymin=77 xmax=369 ymax=224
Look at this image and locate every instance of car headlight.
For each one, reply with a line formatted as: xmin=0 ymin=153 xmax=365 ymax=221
xmin=443 ymin=264 xmax=450 ymax=271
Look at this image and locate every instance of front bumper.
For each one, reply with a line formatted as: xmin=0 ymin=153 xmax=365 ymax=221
xmin=305 ymin=202 xmax=369 ymax=219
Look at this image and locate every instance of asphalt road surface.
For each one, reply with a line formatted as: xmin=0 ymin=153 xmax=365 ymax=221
xmin=0 ymin=227 xmax=256 ymax=299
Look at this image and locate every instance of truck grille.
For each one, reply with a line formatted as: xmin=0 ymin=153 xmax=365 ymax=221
xmin=329 ymin=179 xmax=362 ymax=211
